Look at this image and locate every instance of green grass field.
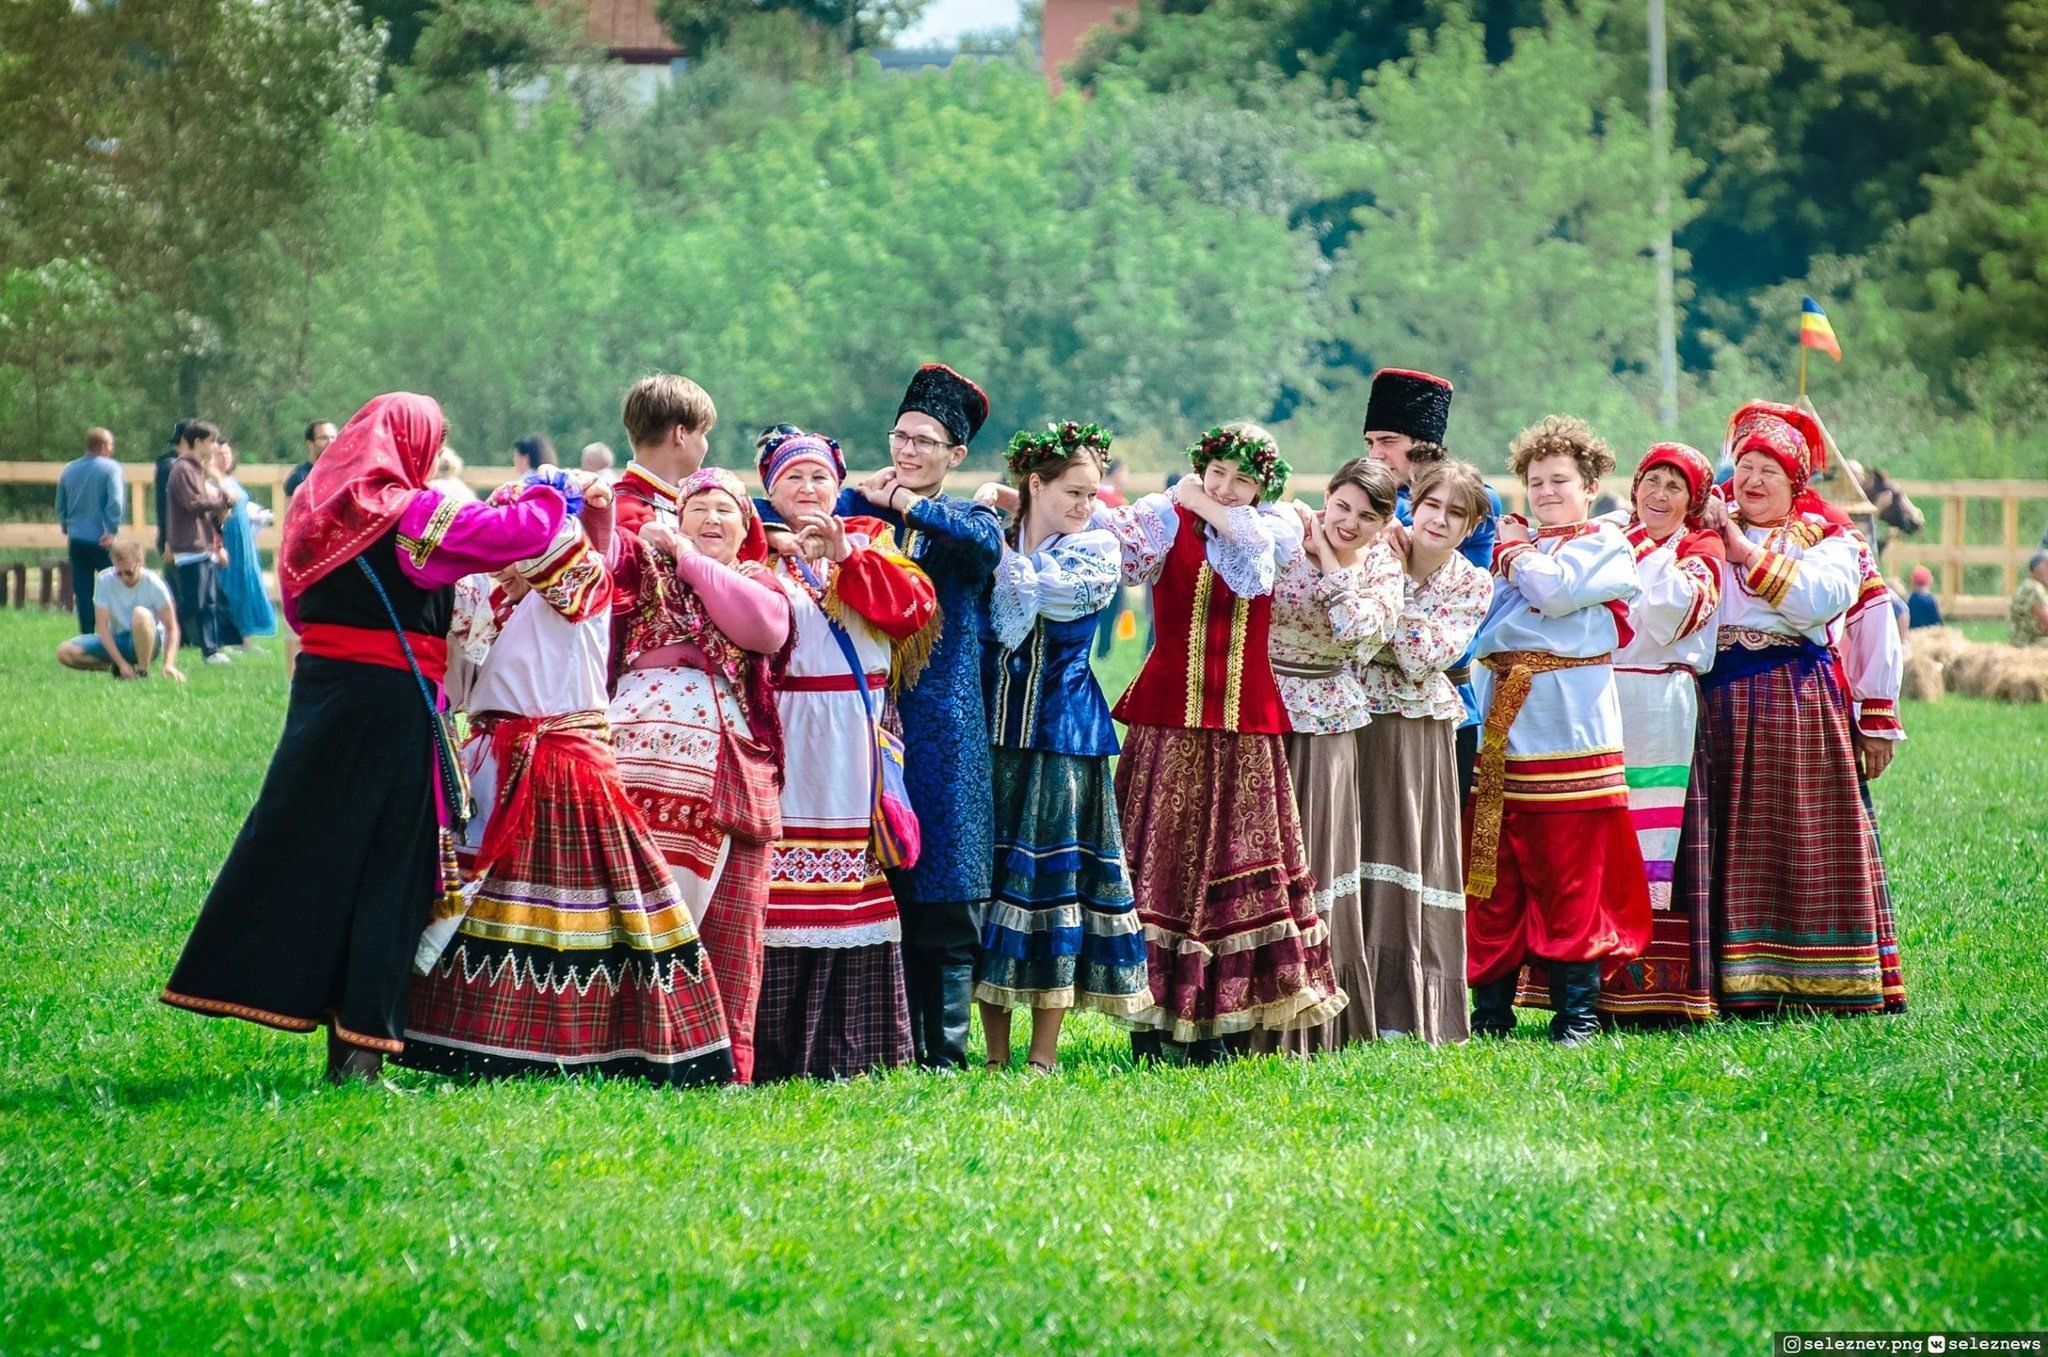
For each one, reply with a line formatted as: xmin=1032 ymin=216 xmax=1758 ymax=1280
xmin=2 ymin=609 xmax=2044 ymax=1352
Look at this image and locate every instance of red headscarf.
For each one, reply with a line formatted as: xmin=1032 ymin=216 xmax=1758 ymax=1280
xmin=1632 ymin=441 xmax=1715 ymax=524
xmin=280 ymin=393 xmax=445 ymax=600
xmin=1724 ymin=401 xmax=1826 ymax=490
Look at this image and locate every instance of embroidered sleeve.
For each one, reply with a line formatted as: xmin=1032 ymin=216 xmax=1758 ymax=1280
xmin=1840 ymin=546 xmax=1906 ymax=740
xmin=1757 ymin=527 xmax=1860 ymax=630
xmin=516 ymin=517 xmax=610 ymax=622
xmin=395 ymin=485 xmax=567 ymax=590
xmin=1321 ymin=542 xmax=1405 ymax=659
xmin=1507 ymin=527 xmax=1640 ymax=618
xmin=1389 ymin=559 xmax=1491 ymax=679
xmin=448 ymin=574 xmax=503 ymax=664
xmin=1632 ymin=542 xmax=1722 ymax=647
xmin=1207 ymin=502 xmax=1300 ymax=598
xmin=1092 ymin=492 xmax=1179 ymax=587
xmin=990 ymin=529 xmax=1121 ymax=650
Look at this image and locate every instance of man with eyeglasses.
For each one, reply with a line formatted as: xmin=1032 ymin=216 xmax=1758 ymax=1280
xmin=839 ymin=363 xmax=1004 ymax=1071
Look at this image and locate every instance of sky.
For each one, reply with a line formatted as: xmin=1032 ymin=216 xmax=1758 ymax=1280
xmin=899 ymin=0 xmax=1025 ymax=45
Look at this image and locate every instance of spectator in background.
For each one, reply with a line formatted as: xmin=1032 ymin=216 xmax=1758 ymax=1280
xmin=2012 ymin=551 xmax=2048 ymax=648
xmin=512 ymin=434 xmax=554 ymax=476
xmin=56 ymin=540 xmax=183 ymax=682
xmin=428 ymin=448 xmax=478 ymax=502
xmin=580 ymin=441 xmax=616 ymax=484
xmin=284 ymin=420 xmax=337 ymax=501
xmin=216 ymin=442 xmax=277 ymax=644
xmin=165 ymin=420 xmax=231 ymax=664
xmin=154 ymin=419 xmax=190 ymax=562
xmin=1905 ymin=566 xmax=1943 ymax=630
xmin=56 ymin=427 xmax=125 ymax=634
xmin=209 ymin=442 xmax=247 ymax=652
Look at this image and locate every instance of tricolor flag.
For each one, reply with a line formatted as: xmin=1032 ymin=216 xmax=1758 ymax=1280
xmin=1800 ymin=296 xmax=1842 ymax=361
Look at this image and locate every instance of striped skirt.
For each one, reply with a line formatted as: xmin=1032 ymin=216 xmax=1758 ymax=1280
xmin=397 ymin=722 xmax=735 ymax=1086
xmin=1518 ymin=666 xmax=1717 ymax=1022
xmin=974 ymin=746 xmax=1149 ymax=1015
xmin=1684 ymin=645 xmax=1905 ymax=1015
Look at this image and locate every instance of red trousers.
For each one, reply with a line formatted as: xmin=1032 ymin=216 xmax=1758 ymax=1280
xmin=1465 ymin=806 xmax=1652 ymax=985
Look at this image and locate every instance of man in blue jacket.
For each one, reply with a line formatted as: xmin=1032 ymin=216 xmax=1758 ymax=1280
xmin=56 ymin=427 xmax=125 ymax=634
xmin=841 ymin=363 xmax=1003 ymax=1070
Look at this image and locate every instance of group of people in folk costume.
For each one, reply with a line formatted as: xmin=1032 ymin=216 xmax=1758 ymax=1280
xmin=160 ymin=360 xmax=1905 ymax=1086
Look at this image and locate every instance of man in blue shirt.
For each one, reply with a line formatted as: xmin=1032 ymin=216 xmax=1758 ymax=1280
xmin=1363 ymin=367 xmax=1500 ymax=802
xmin=55 ymin=427 xmax=126 ymax=634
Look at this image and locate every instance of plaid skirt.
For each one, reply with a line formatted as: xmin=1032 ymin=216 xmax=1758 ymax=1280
xmin=975 ymin=747 xmax=1149 ymax=1015
xmin=753 ymin=941 xmax=913 ymax=1081
xmin=1114 ymin=724 xmax=1346 ymax=1042
xmin=1682 ymin=649 xmax=1905 ymax=1015
xmin=397 ymin=724 xmax=735 ymax=1086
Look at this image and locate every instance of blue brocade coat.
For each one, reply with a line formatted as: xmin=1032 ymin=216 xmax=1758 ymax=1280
xmin=839 ymin=487 xmax=1003 ymax=906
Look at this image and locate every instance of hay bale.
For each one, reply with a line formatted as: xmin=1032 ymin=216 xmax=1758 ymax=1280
xmin=1906 ymin=625 xmax=1972 ymax=672
xmin=1947 ymin=646 xmax=2006 ymax=698
xmin=1994 ymin=666 xmax=2048 ymax=704
xmin=1900 ymin=652 xmax=1945 ymax=702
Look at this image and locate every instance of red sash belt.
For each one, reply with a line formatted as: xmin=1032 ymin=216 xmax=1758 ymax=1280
xmin=780 ymin=671 xmax=888 ymax=693
xmin=300 ymin=622 xmax=449 ymax=684
xmin=467 ymin=711 xmax=612 ymax=881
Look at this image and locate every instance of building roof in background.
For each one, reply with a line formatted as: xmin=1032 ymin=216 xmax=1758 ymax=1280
xmin=580 ymin=0 xmax=682 ymax=62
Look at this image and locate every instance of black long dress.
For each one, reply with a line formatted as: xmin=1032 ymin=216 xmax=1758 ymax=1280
xmin=161 ymin=530 xmax=451 ymax=1053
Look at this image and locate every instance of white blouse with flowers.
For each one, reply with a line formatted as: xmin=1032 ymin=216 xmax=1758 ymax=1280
xmin=1353 ymin=551 xmax=1493 ymax=722
xmin=1268 ymin=544 xmax=1404 ymax=734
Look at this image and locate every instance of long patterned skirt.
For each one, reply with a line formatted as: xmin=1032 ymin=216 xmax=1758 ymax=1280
xmin=1518 ymin=667 xmax=1717 ymax=1022
xmin=1114 ymin=724 xmax=1346 ymax=1042
xmin=975 ymin=746 xmax=1149 ymax=1015
xmin=1282 ymin=715 xmax=1468 ymax=1050
xmin=1685 ymin=649 xmax=1905 ymax=1015
xmin=609 ymin=663 xmax=770 ymax=1081
xmin=754 ymin=942 xmax=914 ymax=1081
xmin=396 ymin=722 xmax=735 ymax=1085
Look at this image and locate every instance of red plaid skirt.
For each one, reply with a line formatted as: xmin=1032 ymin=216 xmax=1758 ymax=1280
xmin=1114 ymin=724 xmax=1346 ymax=1041
xmin=1683 ymin=656 xmax=1905 ymax=1015
xmin=398 ymin=723 xmax=735 ymax=1085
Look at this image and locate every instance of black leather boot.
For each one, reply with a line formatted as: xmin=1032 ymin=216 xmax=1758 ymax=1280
xmin=1470 ymin=974 xmax=1519 ymax=1038
xmin=926 ymin=963 xmax=974 ymax=1071
xmin=1549 ymin=961 xmax=1604 ymax=1045
xmin=1130 ymin=1030 xmax=1164 ymax=1065
xmin=902 ymin=949 xmax=933 ymax=1067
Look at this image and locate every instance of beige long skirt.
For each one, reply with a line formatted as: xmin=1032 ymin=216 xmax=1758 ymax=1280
xmin=1264 ymin=715 xmax=1469 ymax=1051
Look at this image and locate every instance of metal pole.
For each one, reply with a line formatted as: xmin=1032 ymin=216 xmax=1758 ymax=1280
xmin=1649 ymin=0 xmax=1678 ymax=427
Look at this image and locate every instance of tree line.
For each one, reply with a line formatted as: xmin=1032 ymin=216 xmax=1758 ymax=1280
xmin=2 ymin=0 xmax=2043 ymax=478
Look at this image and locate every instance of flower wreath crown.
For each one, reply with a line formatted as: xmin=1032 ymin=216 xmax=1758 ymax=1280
xmin=1006 ymin=421 xmax=1113 ymax=479
xmin=1188 ymin=426 xmax=1290 ymax=500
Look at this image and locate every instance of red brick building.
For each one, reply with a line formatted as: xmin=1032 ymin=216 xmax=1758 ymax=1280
xmin=1040 ymin=0 xmax=1133 ymax=92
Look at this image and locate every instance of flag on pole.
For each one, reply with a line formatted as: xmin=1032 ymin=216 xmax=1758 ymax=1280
xmin=1799 ymin=296 xmax=1842 ymax=361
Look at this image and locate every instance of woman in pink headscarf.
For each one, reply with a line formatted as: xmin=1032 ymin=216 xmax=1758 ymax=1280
xmin=162 ymin=393 xmax=567 ymax=1083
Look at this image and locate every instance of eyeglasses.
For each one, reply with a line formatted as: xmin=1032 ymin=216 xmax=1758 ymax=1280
xmin=886 ymin=430 xmax=957 ymax=457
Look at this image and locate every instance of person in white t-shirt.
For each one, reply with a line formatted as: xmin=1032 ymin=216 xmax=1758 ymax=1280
xmin=57 ymin=540 xmax=185 ymax=681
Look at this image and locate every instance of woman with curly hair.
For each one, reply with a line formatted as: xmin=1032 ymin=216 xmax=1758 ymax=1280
xmin=1093 ymin=422 xmax=1346 ymax=1063
xmin=971 ymin=424 xmax=1150 ymax=1072
xmin=1465 ymin=415 xmax=1649 ymax=1044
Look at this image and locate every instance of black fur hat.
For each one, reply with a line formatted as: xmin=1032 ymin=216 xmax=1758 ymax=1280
xmin=1363 ymin=368 xmax=1454 ymax=445
xmin=897 ymin=363 xmax=990 ymax=446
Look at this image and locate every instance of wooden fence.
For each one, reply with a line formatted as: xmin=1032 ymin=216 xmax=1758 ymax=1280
xmin=3 ymin=461 xmax=2038 ymax=619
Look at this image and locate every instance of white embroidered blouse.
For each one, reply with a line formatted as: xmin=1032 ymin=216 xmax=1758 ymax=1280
xmin=1269 ymin=544 xmax=1404 ymax=734
xmin=1354 ymin=551 xmax=1493 ymax=722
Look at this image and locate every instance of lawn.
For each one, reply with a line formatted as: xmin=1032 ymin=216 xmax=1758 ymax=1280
xmin=1 ymin=609 xmax=2044 ymax=1352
